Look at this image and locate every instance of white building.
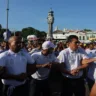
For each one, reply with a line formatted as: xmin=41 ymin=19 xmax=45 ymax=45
xmin=53 ymin=28 xmax=96 ymax=43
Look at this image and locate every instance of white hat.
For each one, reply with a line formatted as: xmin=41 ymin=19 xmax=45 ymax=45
xmin=42 ymin=41 xmax=55 ymax=50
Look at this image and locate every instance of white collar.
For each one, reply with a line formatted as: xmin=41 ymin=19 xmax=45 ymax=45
xmin=8 ymin=49 xmax=21 ymax=55
xmin=68 ymin=47 xmax=78 ymax=53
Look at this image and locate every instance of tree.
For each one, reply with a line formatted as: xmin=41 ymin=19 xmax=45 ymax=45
xmin=0 ymin=25 xmax=47 ymax=40
xmin=21 ymin=27 xmax=46 ymax=39
xmin=39 ymin=31 xmax=47 ymax=38
xmin=22 ymin=27 xmax=36 ymax=38
xmin=84 ymin=29 xmax=92 ymax=32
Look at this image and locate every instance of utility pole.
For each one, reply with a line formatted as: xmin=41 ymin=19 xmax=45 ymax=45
xmin=6 ymin=0 xmax=9 ymax=39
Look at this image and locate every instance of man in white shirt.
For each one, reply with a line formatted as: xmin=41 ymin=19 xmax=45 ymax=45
xmin=29 ymin=41 xmax=40 ymax=55
xmin=30 ymin=41 xmax=58 ymax=96
xmin=85 ymin=43 xmax=96 ymax=91
xmin=58 ymin=35 xmax=96 ymax=96
xmin=3 ymin=30 xmax=11 ymax=41
xmin=0 ymin=36 xmax=36 ymax=96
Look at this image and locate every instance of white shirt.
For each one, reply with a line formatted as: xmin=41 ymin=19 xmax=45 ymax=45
xmin=86 ymin=49 xmax=96 ymax=57
xmin=0 ymin=50 xmax=35 ymax=86
xmin=29 ymin=48 xmax=40 ymax=55
xmin=3 ymin=31 xmax=11 ymax=41
xmin=31 ymin=52 xmax=58 ymax=80
xmin=57 ymin=47 xmax=88 ymax=79
xmin=86 ymin=49 xmax=96 ymax=81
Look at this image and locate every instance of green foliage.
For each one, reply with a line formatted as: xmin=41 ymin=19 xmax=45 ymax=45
xmin=84 ymin=29 xmax=92 ymax=32
xmin=0 ymin=24 xmax=47 ymax=40
xmin=22 ymin=27 xmax=47 ymax=39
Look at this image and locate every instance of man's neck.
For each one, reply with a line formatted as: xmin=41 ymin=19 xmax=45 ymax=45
xmin=41 ymin=51 xmax=48 ymax=56
xmin=69 ymin=47 xmax=77 ymax=52
xmin=9 ymin=49 xmax=19 ymax=53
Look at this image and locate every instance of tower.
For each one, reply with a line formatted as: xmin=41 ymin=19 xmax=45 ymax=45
xmin=47 ymin=8 xmax=54 ymax=40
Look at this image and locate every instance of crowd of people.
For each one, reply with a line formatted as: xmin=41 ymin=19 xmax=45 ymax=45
xmin=0 ymin=35 xmax=96 ymax=96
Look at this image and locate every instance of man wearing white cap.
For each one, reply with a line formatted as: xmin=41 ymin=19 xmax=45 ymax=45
xmin=30 ymin=41 xmax=58 ymax=96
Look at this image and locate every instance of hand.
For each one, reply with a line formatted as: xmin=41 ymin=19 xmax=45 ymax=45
xmin=16 ymin=73 xmax=27 ymax=82
xmin=42 ymin=63 xmax=49 ymax=68
xmin=82 ymin=59 xmax=89 ymax=64
xmin=46 ymin=63 xmax=52 ymax=69
xmin=70 ymin=69 xmax=79 ymax=76
xmin=42 ymin=63 xmax=52 ymax=69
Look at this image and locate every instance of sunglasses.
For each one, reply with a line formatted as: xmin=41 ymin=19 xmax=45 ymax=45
xmin=73 ymin=41 xmax=80 ymax=44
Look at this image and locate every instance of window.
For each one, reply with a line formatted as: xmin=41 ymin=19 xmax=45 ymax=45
xmin=83 ymin=36 xmax=85 ymax=40
xmin=79 ymin=36 xmax=81 ymax=40
xmin=90 ymin=35 xmax=92 ymax=38
xmin=93 ymin=35 xmax=95 ymax=38
xmin=87 ymin=36 xmax=89 ymax=40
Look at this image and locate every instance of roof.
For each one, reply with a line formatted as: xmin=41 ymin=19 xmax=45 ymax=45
xmin=53 ymin=29 xmax=87 ymax=34
xmin=53 ymin=30 xmax=64 ymax=34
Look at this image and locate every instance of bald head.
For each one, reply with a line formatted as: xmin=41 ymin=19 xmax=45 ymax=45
xmin=8 ymin=36 xmax=22 ymax=53
xmin=8 ymin=36 xmax=21 ymax=44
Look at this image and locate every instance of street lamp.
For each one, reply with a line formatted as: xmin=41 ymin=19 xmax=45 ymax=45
xmin=3 ymin=0 xmax=11 ymax=41
xmin=6 ymin=0 xmax=9 ymax=39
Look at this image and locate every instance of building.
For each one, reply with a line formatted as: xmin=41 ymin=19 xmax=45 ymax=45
xmin=53 ymin=27 xmax=96 ymax=43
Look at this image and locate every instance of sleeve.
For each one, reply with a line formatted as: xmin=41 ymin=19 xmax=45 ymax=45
xmin=24 ymin=52 xmax=35 ymax=64
xmin=79 ymin=48 xmax=89 ymax=59
xmin=81 ymin=53 xmax=89 ymax=59
xmin=31 ymin=54 xmax=37 ymax=62
xmin=57 ymin=51 xmax=65 ymax=63
xmin=0 ymin=54 xmax=6 ymax=67
xmin=51 ymin=54 xmax=59 ymax=63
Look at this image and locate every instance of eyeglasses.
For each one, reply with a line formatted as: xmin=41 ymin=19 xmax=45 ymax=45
xmin=73 ymin=41 xmax=80 ymax=44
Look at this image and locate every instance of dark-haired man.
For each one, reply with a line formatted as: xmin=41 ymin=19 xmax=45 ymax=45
xmin=58 ymin=35 xmax=96 ymax=96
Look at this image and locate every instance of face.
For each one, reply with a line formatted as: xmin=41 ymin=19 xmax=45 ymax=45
xmin=21 ymin=42 xmax=26 ymax=48
xmin=68 ymin=38 xmax=79 ymax=51
xmin=89 ymin=44 xmax=94 ymax=50
xmin=9 ymin=38 xmax=21 ymax=52
xmin=42 ymin=48 xmax=54 ymax=55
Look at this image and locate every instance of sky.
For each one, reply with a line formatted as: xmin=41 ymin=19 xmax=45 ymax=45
xmin=0 ymin=0 xmax=96 ymax=32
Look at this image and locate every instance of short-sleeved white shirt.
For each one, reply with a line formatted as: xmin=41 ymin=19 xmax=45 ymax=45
xmin=86 ymin=49 xmax=96 ymax=81
xmin=31 ymin=52 xmax=58 ymax=80
xmin=0 ymin=50 xmax=35 ymax=86
xmin=86 ymin=49 xmax=96 ymax=57
xmin=57 ymin=47 xmax=88 ymax=79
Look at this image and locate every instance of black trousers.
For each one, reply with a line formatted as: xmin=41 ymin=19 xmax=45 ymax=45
xmin=29 ymin=78 xmax=50 ymax=96
xmin=61 ymin=77 xmax=85 ymax=96
xmin=2 ymin=82 xmax=29 ymax=96
xmin=87 ymin=78 xmax=95 ymax=91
